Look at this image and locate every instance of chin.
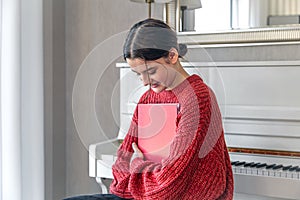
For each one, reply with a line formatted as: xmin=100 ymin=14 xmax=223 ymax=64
xmin=151 ymin=85 xmax=167 ymax=93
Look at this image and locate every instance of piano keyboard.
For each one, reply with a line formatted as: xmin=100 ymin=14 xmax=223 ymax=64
xmin=231 ymin=161 xmax=300 ymax=179
xmin=230 ymin=152 xmax=300 ymax=199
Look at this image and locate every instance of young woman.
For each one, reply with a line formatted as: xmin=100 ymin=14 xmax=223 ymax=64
xmin=110 ymin=18 xmax=233 ymax=199
xmin=65 ymin=18 xmax=233 ymax=200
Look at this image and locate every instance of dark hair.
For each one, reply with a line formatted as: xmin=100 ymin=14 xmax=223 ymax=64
xmin=123 ymin=18 xmax=187 ymax=61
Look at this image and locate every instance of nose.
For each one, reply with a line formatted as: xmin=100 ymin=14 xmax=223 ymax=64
xmin=140 ymin=73 xmax=150 ymax=86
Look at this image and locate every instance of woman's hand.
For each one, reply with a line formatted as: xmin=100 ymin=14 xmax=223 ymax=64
xmin=130 ymin=143 xmax=144 ymax=163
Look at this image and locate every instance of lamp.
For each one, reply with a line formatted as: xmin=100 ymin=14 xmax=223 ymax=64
xmin=130 ymin=0 xmax=172 ymax=2
xmin=180 ymin=0 xmax=202 ymax=10
xmin=129 ymin=0 xmax=202 ymax=30
xmin=179 ymin=0 xmax=202 ymax=31
xmin=130 ymin=0 xmax=173 ymax=18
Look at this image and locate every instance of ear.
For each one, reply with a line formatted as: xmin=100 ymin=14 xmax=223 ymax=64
xmin=168 ymin=48 xmax=179 ymax=64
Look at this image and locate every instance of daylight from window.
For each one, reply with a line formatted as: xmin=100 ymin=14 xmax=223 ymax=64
xmin=195 ymin=0 xmax=231 ymax=32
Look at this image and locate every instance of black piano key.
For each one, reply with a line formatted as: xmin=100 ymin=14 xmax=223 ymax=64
xmin=266 ymin=164 xmax=276 ymax=169
xmin=231 ymin=161 xmax=239 ymax=165
xmin=289 ymin=166 xmax=299 ymax=171
xmin=235 ymin=161 xmax=246 ymax=166
xmin=282 ymin=165 xmax=292 ymax=171
xmin=256 ymin=163 xmax=267 ymax=168
xmin=249 ymin=162 xmax=260 ymax=168
xmin=296 ymin=167 xmax=300 ymax=172
xmin=272 ymin=164 xmax=283 ymax=170
xmin=244 ymin=162 xmax=255 ymax=167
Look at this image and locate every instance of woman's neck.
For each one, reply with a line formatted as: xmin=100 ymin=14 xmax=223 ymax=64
xmin=166 ymin=63 xmax=190 ymax=90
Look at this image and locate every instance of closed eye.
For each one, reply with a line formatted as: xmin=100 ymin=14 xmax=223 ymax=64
xmin=131 ymin=66 xmax=156 ymax=76
xmin=148 ymin=69 xmax=156 ymax=75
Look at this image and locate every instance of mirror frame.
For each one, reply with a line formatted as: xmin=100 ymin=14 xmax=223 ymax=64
xmin=177 ymin=25 xmax=300 ymax=45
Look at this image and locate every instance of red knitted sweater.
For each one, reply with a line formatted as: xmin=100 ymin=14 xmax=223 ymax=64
xmin=110 ymin=75 xmax=233 ymax=200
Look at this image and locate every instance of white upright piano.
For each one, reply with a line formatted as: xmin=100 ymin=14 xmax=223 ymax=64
xmin=89 ymin=60 xmax=300 ymax=199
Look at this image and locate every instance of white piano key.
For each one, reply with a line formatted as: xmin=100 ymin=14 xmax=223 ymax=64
xmin=257 ymin=168 xmax=264 ymax=176
xmin=293 ymin=172 xmax=299 ymax=179
xmin=240 ymin=167 xmax=247 ymax=174
xmin=280 ymin=171 xmax=287 ymax=178
xmin=275 ymin=170 xmax=282 ymax=178
xmin=286 ymin=172 xmax=293 ymax=179
xmin=232 ymin=166 xmax=237 ymax=173
xmin=246 ymin=167 xmax=252 ymax=174
xmin=250 ymin=168 xmax=258 ymax=175
xmin=262 ymin=169 xmax=269 ymax=176
xmin=238 ymin=167 xmax=244 ymax=174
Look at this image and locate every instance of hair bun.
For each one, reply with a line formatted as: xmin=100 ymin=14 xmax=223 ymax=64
xmin=178 ymin=43 xmax=188 ymax=57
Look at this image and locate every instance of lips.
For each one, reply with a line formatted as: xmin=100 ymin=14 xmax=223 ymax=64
xmin=151 ymin=83 xmax=159 ymax=88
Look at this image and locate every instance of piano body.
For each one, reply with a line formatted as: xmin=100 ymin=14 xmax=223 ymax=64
xmin=89 ymin=60 xmax=300 ymax=199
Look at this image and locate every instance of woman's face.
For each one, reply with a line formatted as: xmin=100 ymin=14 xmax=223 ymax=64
xmin=127 ymin=57 xmax=177 ymax=93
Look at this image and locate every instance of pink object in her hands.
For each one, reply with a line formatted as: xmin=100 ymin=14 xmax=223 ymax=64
xmin=138 ymin=103 xmax=178 ymax=163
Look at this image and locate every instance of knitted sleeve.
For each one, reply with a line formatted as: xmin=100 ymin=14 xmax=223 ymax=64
xmin=109 ymin=91 xmax=149 ymax=199
xmin=109 ymin=119 xmax=137 ymax=199
xmin=111 ymin=83 xmax=230 ymax=199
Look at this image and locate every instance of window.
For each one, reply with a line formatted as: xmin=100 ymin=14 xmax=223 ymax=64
xmin=195 ymin=0 xmax=231 ymax=32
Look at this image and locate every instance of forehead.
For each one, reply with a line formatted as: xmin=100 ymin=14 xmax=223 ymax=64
xmin=126 ymin=58 xmax=162 ymax=73
xmin=126 ymin=58 xmax=145 ymax=69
